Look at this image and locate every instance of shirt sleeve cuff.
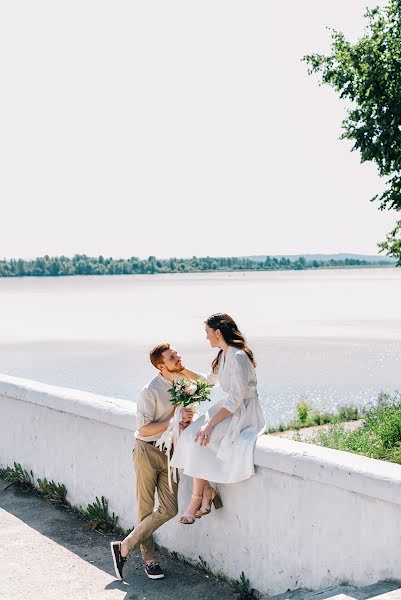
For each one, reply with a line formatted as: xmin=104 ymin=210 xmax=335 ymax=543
xmin=136 ymin=413 xmax=152 ymax=429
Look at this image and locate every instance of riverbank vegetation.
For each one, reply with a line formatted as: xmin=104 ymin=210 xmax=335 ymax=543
xmin=0 ymin=254 xmax=392 ymax=277
xmin=267 ymin=398 xmax=360 ymax=433
xmin=298 ymin=393 xmax=401 ymax=464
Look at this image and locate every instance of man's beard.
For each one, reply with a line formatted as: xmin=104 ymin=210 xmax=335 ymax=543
xmin=165 ymin=362 xmax=184 ymax=373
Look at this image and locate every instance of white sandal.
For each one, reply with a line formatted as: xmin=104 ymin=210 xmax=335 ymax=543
xmin=179 ymin=494 xmax=202 ymax=525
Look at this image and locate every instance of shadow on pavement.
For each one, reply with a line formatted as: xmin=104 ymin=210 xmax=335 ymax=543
xmin=0 ymin=480 xmax=235 ymax=600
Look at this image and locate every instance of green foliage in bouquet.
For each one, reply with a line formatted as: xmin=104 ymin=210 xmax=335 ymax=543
xmin=168 ymin=378 xmax=213 ymax=408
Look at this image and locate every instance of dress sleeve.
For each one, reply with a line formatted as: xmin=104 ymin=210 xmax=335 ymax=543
xmin=135 ymin=388 xmax=156 ymax=429
xmin=222 ymin=352 xmax=250 ymax=413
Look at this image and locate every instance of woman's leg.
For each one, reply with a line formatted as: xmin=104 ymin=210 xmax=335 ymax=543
xmin=195 ymin=481 xmax=223 ymax=517
xmin=198 ymin=481 xmax=214 ymax=512
xmin=179 ymin=477 xmax=206 ymax=523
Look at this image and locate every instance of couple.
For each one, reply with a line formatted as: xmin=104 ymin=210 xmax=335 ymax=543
xmin=111 ymin=313 xmax=265 ymax=581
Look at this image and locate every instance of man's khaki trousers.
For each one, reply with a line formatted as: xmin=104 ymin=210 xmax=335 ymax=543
xmin=122 ymin=439 xmax=178 ymax=562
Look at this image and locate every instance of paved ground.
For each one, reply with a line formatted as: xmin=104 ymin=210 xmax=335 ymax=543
xmin=266 ymin=581 xmax=401 ymax=600
xmin=0 ymin=480 xmax=235 ymax=600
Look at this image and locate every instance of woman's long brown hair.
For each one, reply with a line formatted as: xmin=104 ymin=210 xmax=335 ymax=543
xmin=206 ymin=313 xmax=256 ymax=374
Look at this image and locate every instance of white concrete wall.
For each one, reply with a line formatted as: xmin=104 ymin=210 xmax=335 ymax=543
xmin=1 ymin=374 xmax=401 ymax=596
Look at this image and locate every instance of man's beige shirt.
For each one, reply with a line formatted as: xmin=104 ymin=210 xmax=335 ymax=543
xmin=135 ymin=373 xmax=176 ymax=442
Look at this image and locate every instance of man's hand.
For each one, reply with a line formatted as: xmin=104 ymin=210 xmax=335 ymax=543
xmin=182 ymin=407 xmax=194 ymax=422
xmin=179 ymin=407 xmax=194 ymax=432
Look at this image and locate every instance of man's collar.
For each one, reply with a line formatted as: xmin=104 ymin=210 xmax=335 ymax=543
xmin=158 ymin=372 xmax=175 ymax=385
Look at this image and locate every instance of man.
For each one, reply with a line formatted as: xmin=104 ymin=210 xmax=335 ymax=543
xmin=110 ymin=343 xmax=195 ymax=581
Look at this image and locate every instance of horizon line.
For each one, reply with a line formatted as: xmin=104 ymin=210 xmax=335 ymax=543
xmin=0 ymin=251 xmax=394 ymax=262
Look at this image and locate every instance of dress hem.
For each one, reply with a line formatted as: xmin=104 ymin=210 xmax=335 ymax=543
xmin=177 ymin=466 xmax=255 ymax=485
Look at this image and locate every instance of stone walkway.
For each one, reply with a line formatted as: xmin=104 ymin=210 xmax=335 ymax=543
xmin=0 ymin=480 xmax=235 ymax=600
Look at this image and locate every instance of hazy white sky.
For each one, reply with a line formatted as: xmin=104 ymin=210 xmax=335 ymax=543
xmin=1 ymin=0 xmax=397 ymax=260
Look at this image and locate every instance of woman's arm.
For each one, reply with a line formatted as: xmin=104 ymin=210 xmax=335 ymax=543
xmin=180 ymin=367 xmax=203 ymax=380
xmin=180 ymin=367 xmax=218 ymax=385
xmin=194 ymin=407 xmax=231 ymax=446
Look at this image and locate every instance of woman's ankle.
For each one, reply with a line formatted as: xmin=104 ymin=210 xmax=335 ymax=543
xmin=202 ymin=484 xmax=213 ymax=499
xmin=186 ymin=495 xmax=202 ymax=514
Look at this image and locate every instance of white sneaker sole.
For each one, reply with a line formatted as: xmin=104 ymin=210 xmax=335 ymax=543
xmin=110 ymin=542 xmax=123 ymax=580
xmin=145 ymin=569 xmax=165 ymax=579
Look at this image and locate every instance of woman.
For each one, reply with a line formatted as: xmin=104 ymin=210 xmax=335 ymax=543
xmin=171 ymin=313 xmax=266 ymax=524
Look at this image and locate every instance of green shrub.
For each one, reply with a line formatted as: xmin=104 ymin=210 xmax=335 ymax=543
xmin=266 ymin=399 xmax=360 ymax=435
xmin=362 ymin=394 xmax=401 ymax=450
xmin=296 ymin=398 xmax=310 ymax=424
xmin=338 ymin=405 xmax=359 ymax=421
xmin=307 ymin=393 xmax=401 ymax=463
xmin=311 ymin=411 xmax=333 ymax=426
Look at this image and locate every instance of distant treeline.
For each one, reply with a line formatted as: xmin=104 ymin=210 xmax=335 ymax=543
xmin=0 ymin=254 xmax=391 ymax=277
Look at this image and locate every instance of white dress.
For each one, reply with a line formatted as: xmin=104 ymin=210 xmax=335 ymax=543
xmin=170 ymin=345 xmax=266 ymax=484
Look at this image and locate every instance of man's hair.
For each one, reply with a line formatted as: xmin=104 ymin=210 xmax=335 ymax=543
xmin=149 ymin=343 xmax=171 ymax=370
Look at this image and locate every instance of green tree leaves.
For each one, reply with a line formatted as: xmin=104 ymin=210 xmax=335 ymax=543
xmin=304 ymin=0 xmax=401 ymax=261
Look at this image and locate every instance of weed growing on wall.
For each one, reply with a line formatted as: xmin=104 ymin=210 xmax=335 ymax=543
xmin=232 ymin=571 xmax=257 ymax=599
xmin=0 ymin=464 xmax=126 ymax=535
xmin=79 ymin=496 xmax=123 ymax=534
xmin=198 ymin=556 xmax=209 ymax=573
xmin=37 ymin=477 xmax=69 ymax=506
xmin=0 ymin=462 xmax=35 ymax=490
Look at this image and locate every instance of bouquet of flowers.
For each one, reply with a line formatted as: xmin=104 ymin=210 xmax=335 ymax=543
xmin=156 ymin=378 xmax=213 ymax=491
xmin=169 ymin=377 xmax=213 ymax=411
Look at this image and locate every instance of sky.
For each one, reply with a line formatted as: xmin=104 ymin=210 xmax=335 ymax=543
xmin=1 ymin=0 xmax=398 ymax=260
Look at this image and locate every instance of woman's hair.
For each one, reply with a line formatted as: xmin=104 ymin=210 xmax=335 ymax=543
xmin=205 ymin=313 xmax=256 ymax=373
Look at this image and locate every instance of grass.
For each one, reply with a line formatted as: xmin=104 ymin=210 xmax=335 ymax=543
xmin=303 ymin=392 xmax=401 ymax=463
xmin=266 ymin=397 xmax=360 ymax=434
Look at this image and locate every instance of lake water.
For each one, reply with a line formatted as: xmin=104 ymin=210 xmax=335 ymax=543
xmin=0 ymin=268 xmax=400 ymax=427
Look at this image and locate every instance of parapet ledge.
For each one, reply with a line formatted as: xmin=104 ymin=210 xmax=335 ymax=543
xmin=2 ymin=373 xmax=401 ymax=507
xmin=0 ymin=374 xmax=136 ymax=432
xmin=255 ymin=435 xmax=401 ymax=507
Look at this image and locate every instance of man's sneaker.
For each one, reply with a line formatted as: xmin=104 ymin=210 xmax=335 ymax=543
xmin=110 ymin=541 xmax=127 ymax=580
xmin=144 ymin=561 xmax=165 ymax=579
